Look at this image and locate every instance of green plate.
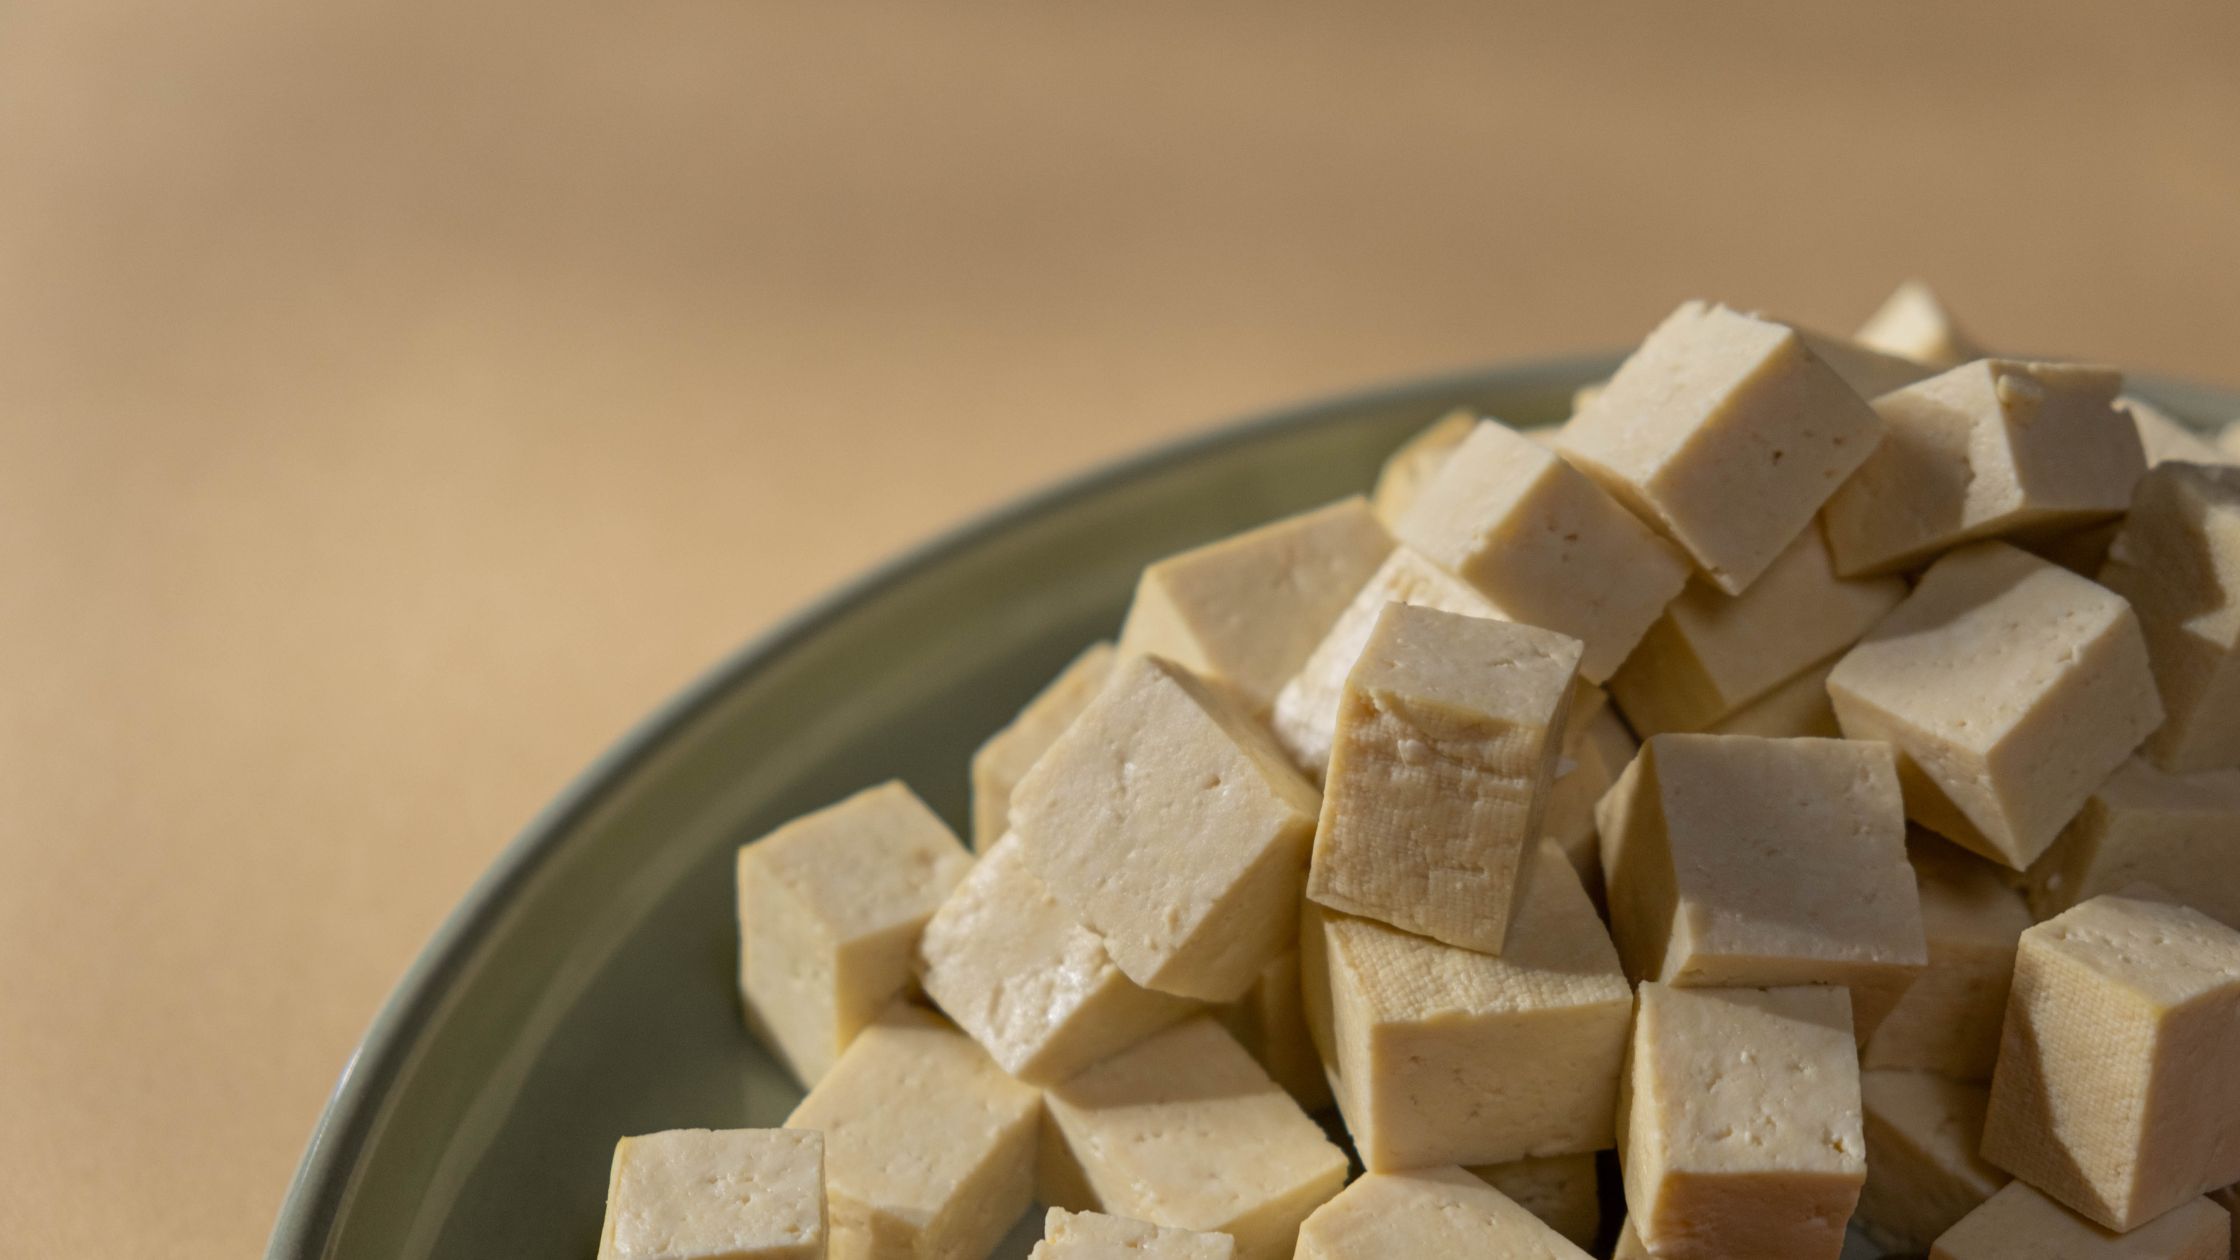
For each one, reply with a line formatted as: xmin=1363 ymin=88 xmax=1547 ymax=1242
xmin=268 ymin=357 xmax=2237 ymax=1260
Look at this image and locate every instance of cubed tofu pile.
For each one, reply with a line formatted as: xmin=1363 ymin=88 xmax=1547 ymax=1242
xmin=598 ymin=283 xmax=2240 ymax=1260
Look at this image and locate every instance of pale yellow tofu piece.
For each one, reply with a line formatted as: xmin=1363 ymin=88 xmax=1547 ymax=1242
xmin=1301 ymin=842 xmax=1633 ymax=1171
xmin=1611 ymin=1219 xmax=1652 ymax=1259
xmin=597 ymin=1129 xmax=826 ymax=1260
xmin=1557 ymin=301 xmax=1885 ymax=594
xmin=1703 ymin=656 xmax=1842 ymax=738
xmin=2128 ymin=397 xmax=2236 ymax=468
xmin=916 ymin=833 xmax=1199 ymax=1086
xmin=1828 ymin=541 xmax=2164 ymax=868
xmin=1213 ymin=949 xmax=1333 ymax=1113
xmin=2026 ymin=759 xmax=2240 ymax=930
xmin=1620 ymin=983 xmax=1866 ymax=1260
xmin=1595 ymin=734 xmax=1925 ymax=1041
xmin=1039 ymin=1016 xmax=1347 ymax=1260
xmin=1822 ymin=359 xmax=2144 ymax=577
xmin=970 ymin=642 xmax=1116 ymax=849
xmin=736 ymin=782 xmax=974 ymax=1086
xmin=1609 ymin=524 xmax=1905 ymax=736
xmin=2098 ymin=461 xmax=2240 ymax=773
xmin=1370 ymin=409 xmax=1477 ymax=526
xmin=1864 ymin=837 xmax=2032 ymax=1080
xmin=1855 ymin=279 xmax=1984 ymax=368
xmin=1465 ymin=1154 xmax=1601 ymax=1249
xmin=1308 ymin=602 xmax=1584 ymax=952
xmin=1857 ymin=1071 xmax=2009 ymax=1252
xmin=1292 ymin=1166 xmax=1593 ymax=1259
xmin=1116 ymin=497 xmax=1394 ymax=712
xmin=2026 ymin=517 xmax=2127 ymax=577
xmin=1794 ymin=325 xmax=1940 ymax=400
xmin=1981 ymin=891 xmax=2240 ymax=1231
xmin=1028 ymin=1208 xmax=1236 ymax=1259
xmin=1012 ymin=654 xmax=1321 ymax=1002
xmin=1396 ymin=419 xmax=1690 ymax=679
xmin=1542 ymin=705 xmax=1635 ymax=892
xmin=785 ymin=1005 xmax=1040 ymax=1259
xmin=1930 ymin=1182 xmax=2232 ymax=1260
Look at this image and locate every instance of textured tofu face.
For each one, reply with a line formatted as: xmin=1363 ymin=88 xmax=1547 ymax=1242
xmin=1370 ymin=409 xmax=1478 ymax=527
xmin=1557 ymin=301 xmax=1886 ymax=594
xmin=597 ymin=1129 xmax=826 ymax=1260
xmin=1855 ymin=1071 xmax=2008 ymax=1251
xmin=1464 ymin=1154 xmax=1601 ymax=1249
xmin=1928 ymin=1182 xmax=2233 ymax=1260
xmin=1621 ymin=983 xmax=1866 ymax=1260
xmin=1293 ymin=1166 xmax=1594 ymax=1260
xmin=1864 ymin=837 xmax=2033 ymax=1080
xmin=735 ymin=781 xmax=974 ymax=1086
xmin=1828 ymin=542 xmax=2164 ymax=869
xmin=1981 ymin=892 xmax=2240 ymax=1232
xmin=1029 ymin=1208 xmax=1237 ymax=1259
xmin=1395 ymin=419 xmax=1689 ymax=680
xmin=970 ymin=641 xmax=1116 ymax=848
xmin=2025 ymin=759 xmax=2240 ymax=931
xmin=2098 ymin=461 xmax=2240 ymax=774
xmin=1855 ymin=280 xmax=1983 ymax=369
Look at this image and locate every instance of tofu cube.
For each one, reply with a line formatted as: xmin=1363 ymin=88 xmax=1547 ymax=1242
xmin=1465 ymin=1154 xmax=1601 ymax=1249
xmin=1557 ymin=301 xmax=1885 ymax=594
xmin=1828 ymin=541 xmax=2164 ymax=868
xmin=2025 ymin=759 xmax=2240 ymax=931
xmin=1039 ymin=1016 xmax=1347 ymax=1260
xmin=1857 ymin=1071 xmax=2009 ymax=1252
xmin=2127 ymin=397 xmax=2235 ymax=468
xmin=970 ymin=641 xmax=1116 ymax=848
xmin=1855 ymin=279 xmax=1984 ymax=369
xmin=1595 ymin=734 xmax=1925 ymax=1041
xmin=1029 ymin=1208 xmax=1236 ymax=1259
xmin=1012 ymin=653 xmax=1321 ymax=1002
xmin=1981 ymin=891 xmax=2240 ymax=1231
xmin=1702 ymin=657 xmax=1841 ymax=738
xmin=1930 ymin=1182 xmax=2232 ymax=1260
xmin=1370 ymin=409 xmax=1477 ymax=526
xmin=1822 ymin=360 xmax=2144 ymax=576
xmin=1794 ymin=324 xmax=1939 ymax=400
xmin=1293 ymin=1167 xmax=1593 ymax=1259
xmin=1395 ymin=419 xmax=1689 ymax=680
xmin=1620 ymin=983 xmax=1866 ymax=1260
xmin=1213 ymin=950 xmax=1333 ymax=1112
xmin=1542 ymin=705 xmax=1636 ymax=895
xmin=784 ymin=1005 xmax=1040 ymax=1259
xmin=2098 ymin=461 xmax=2240 ymax=773
xmin=1301 ymin=841 xmax=1633 ymax=1171
xmin=1308 ymin=603 xmax=1584 ymax=953
xmin=736 ymin=782 xmax=974 ymax=1086
xmin=1864 ymin=837 xmax=2033 ymax=1080
xmin=916 ymin=833 xmax=1199 ymax=1086
xmin=597 ymin=1129 xmax=825 ymax=1260
xmin=1117 ymin=497 xmax=1393 ymax=712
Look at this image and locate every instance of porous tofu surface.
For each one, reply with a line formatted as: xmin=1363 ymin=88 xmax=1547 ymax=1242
xmin=598 ymin=1129 xmax=826 ymax=1260
xmin=970 ymin=641 xmax=1117 ymax=848
xmin=2099 ymin=461 xmax=2240 ymax=773
xmin=1929 ymin=1182 xmax=2232 ymax=1260
xmin=1293 ymin=1166 xmax=1593 ymax=1259
xmin=1028 ymin=1208 xmax=1236 ymax=1259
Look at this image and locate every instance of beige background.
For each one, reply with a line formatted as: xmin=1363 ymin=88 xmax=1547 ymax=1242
xmin=3 ymin=3 xmax=2237 ymax=1255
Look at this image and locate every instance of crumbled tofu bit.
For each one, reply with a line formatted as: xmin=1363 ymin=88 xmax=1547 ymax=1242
xmin=1981 ymin=891 xmax=2240 ymax=1231
xmin=1792 ymin=325 xmax=1939 ymax=400
xmin=1929 ymin=1181 xmax=2232 ymax=1260
xmin=1610 ymin=523 xmax=1904 ymax=737
xmin=735 ymin=781 xmax=974 ymax=1086
xmin=1556 ymin=301 xmax=1886 ymax=594
xmin=1828 ymin=541 xmax=2163 ymax=869
xmin=1620 ymin=983 xmax=1866 ymax=1260
xmin=2024 ymin=759 xmax=2240 ymax=931
xmin=1116 ymin=496 xmax=1394 ymax=712
xmin=1396 ymin=419 xmax=1689 ymax=679
xmin=916 ymin=833 xmax=1199 ymax=1086
xmin=1864 ymin=835 xmax=2032 ymax=1081
xmin=1039 ymin=1016 xmax=1347 ymax=1260
xmin=1370 ymin=409 xmax=1478 ymax=526
xmin=1856 ymin=1071 xmax=2009 ymax=1251
xmin=1595 ymin=734 xmax=1925 ymax=1041
xmin=1308 ymin=603 xmax=1584 ymax=953
xmin=970 ymin=641 xmax=1116 ymax=849
xmin=1212 ymin=949 xmax=1333 ymax=1112
xmin=1302 ymin=841 xmax=1632 ymax=1171
xmin=597 ymin=1129 xmax=826 ymax=1260
xmin=1821 ymin=359 xmax=2144 ymax=577
xmin=1029 ymin=1207 xmax=1237 ymax=1259
xmin=1011 ymin=653 xmax=1321 ymax=1002
xmin=1293 ymin=1166 xmax=1594 ymax=1259
xmin=784 ymin=1004 xmax=1040 ymax=1260
xmin=1464 ymin=1154 xmax=1601 ymax=1249
xmin=2126 ymin=396 xmax=2236 ymax=468
xmin=1855 ymin=279 xmax=1984 ymax=368
xmin=2098 ymin=461 xmax=2240 ymax=773
xmin=1703 ymin=656 xmax=1842 ymax=738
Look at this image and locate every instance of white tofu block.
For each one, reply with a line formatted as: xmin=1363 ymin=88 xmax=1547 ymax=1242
xmin=1116 ymin=497 xmax=1393 ymax=712
xmin=1370 ymin=409 xmax=1477 ymax=526
xmin=970 ymin=642 xmax=1116 ymax=849
xmin=1982 ymin=891 xmax=2240 ymax=1231
xmin=1829 ymin=541 xmax=2164 ymax=868
xmin=1855 ymin=279 xmax=1984 ymax=368
xmin=1794 ymin=325 xmax=1940 ymax=400
xmin=916 ymin=833 xmax=1199 ymax=1086
xmin=1557 ymin=301 xmax=1885 ymax=594
xmin=1395 ymin=419 xmax=1690 ymax=679
xmin=1930 ymin=1182 xmax=2232 ymax=1260
xmin=1308 ymin=603 xmax=1584 ymax=952
xmin=1703 ymin=656 xmax=1842 ymax=738
xmin=2026 ymin=759 xmax=2240 ymax=930
xmin=1595 ymin=735 xmax=1925 ymax=1041
xmin=1466 ymin=1154 xmax=1601 ymax=1249
xmin=2025 ymin=518 xmax=2126 ymax=577
xmin=1822 ymin=359 xmax=2144 ymax=577
xmin=1620 ymin=983 xmax=1866 ymax=1260
xmin=785 ymin=1005 xmax=1040 ymax=1259
xmin=1213 ymin=949 xmax=1333 ymax=1113
xmin=736 ymin=782 xmax=974 ymax=1086
xmin=1857 ymin=1071 xmax=2009 ymax=1252
xmin=1039 ymin=1016 xmax=1347 ymax=1260
xmin=1542 ymin=705 xmax=1635 ymax=894
xmin=2128 ymin=397 xmax=2236 ymax=468
xmin=1013 ymin=654 xmax=1321 ymax=1002
xmin=1610 ymin=524 xmax=1904 ymax=736
xmin=1864 ymin=837 xmax=2032 ymax=1081
xmin=2099 ymin=461 xmax=2240 ymax=773
xmin=1302 ymin=841 xmax=1633 ymax=1171
xmin=1029 ymin=1208 xmax=1236 ymax=1259
xmin=1293 ymin=1167 xmax=1593 ymax=1259
xmin=597 ymin=1129 xmax=826 ymax=1260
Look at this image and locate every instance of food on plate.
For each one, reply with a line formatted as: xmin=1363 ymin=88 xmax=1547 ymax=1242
xmin=597 ymin=1128 xmax=826 ymax=1260
xmin=1027 ymin=1208 xmax=1234 ymax=1259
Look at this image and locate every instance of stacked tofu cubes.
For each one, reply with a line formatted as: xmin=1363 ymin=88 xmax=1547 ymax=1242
xmin=595 ymin=283 xmax=2240 ymax=1259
